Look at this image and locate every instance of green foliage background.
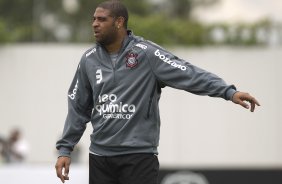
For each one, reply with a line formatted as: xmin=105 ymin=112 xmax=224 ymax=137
xmin=0 ymin=0 xmax=277 ymax=45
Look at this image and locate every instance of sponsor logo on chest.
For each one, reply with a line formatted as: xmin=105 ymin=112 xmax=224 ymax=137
xmin=95 ymin=94 xmax=136 ymax=120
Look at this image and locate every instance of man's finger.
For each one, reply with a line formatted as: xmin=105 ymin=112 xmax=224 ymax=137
xmin=64 ymin=164 xmax=70 ymax=177
xmin=64 ymin=174 xmax=70 ymax=181
xmin=238 ymin=100 xmax=249 ymax=109
xmin=60 ymin=175 xmax=65 ymax=183
xmin=250 ymin=102 xmax=255 ymax=112
xmin=63 ymin=166 xmax=70 ymax=181
xmin=55 ymin=164 xmax=65 ymax=183
xmin=252 ymin=98 xmax=261 ymax=107
xmin=247 ymin=97 xmax=260 ymax=112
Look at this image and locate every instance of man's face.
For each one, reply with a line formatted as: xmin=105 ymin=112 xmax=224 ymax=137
xmin=92 ymin=7 xmax=118 ymax=46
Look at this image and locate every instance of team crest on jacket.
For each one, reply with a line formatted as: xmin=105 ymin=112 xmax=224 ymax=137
xmin=126 ymin=52 xmax=138 ymax=68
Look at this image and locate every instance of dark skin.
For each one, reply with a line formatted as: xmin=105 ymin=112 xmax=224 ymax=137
xmin=232 ymin=91 xmax=260 ymax=112
xmin=92 ymin=7 xmax=127 ymax=54
xmin=55 ymin=7 xmax=260 ymax=184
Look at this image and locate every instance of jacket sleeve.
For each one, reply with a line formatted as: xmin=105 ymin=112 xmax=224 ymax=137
xmin=147 ymin=46 xmax=237 ymax=100
xmin=56 ymin=56 xmax=93 ymax=157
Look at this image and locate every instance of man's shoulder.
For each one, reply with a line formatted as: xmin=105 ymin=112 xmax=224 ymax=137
xmin=78 ymin=45 xmax=98 ymax=69
xmin=131 ymin=39 xmax=164 ymax=55
xmin=83 ymin=45 xmax=98 ymax=58
xmin=130 ymin=31 xmax=162 ymax=51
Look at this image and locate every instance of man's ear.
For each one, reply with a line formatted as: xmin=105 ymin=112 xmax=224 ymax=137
xmin=115 ymin=16 xmax=125 ymax=28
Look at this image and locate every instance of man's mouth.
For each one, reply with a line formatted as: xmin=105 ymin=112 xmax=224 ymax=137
xmin=94 ymin=30 xmax=100 ymax=37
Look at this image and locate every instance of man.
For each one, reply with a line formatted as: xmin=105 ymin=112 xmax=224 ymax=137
xmin=55 ymin=1 xmax=260 ymax=184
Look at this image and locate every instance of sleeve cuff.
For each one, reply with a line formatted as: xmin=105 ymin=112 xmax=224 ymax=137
xmin=225 ymin=87 xmax=237 ymax=101
xmin=58 ymin=147 xmax=72 ymax=157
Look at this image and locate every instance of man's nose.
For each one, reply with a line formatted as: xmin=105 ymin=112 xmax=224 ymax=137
xmin=92 ymin=20 xmax=99 ymax=27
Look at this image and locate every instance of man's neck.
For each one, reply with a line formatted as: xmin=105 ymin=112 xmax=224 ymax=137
xmin=105 ymin=30 xmax=127 ymax=54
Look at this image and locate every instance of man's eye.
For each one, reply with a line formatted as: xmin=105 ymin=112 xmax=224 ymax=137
xmin=93 ymin=17 xmax=105 ymax=21
xmin=99 ymin=18 xmax=106 ymax=21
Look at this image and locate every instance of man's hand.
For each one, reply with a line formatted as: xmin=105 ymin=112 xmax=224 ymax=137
xmin=232 ymin=91 xmax=260 ymax=112
xmin=55 ymin=156 xmax=71 ymax=183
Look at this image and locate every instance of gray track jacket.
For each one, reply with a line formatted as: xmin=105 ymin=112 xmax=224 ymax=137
xmin=56 ymin=31 xmax=237 ymax=157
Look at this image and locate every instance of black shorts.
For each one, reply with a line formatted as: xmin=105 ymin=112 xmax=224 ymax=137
xmin=89 ymin=153 xmax=159 ymax=184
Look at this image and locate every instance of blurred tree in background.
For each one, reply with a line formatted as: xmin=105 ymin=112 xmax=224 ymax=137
xmin=0 ymin=0 xmax=33 ymax=42
xmin=0 ymin=0 xmax=279 ymax=46
xmin=162 ymin=0 xmax=219 ymax=19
